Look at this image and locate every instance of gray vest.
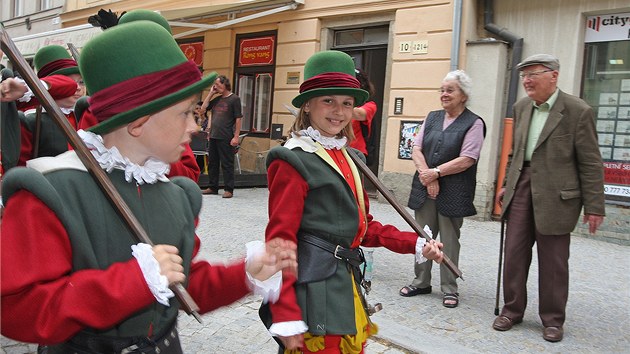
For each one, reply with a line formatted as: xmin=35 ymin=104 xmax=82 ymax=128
xmin=408 ymin=109 xmax=484 ymax=217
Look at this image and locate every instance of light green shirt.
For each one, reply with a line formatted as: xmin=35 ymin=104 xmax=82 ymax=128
xmin=525 ymin=89 xmax=559 ymax=161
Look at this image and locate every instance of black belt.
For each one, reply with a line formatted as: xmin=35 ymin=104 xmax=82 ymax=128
xmin=300 ymin=233 xmax=364 ymax=267
xmin=523 ymin=161 xmax=531 ymax=167
xmin=56 ymin=321 xmax=181 ymax=354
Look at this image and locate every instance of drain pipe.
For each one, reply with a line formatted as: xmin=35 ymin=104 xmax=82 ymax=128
xmin=483 ymin=0 xmax=522 ymax=117
xmin=450 ymin=0 xmax=463 ymax=71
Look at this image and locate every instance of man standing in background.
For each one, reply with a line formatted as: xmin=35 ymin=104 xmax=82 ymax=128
xmin=201 ymin=75 xmax=243 ymax=198
xmin=493 ymin=54 xmax=605 ymax=343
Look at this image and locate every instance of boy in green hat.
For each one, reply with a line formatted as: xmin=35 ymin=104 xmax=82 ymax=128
xmin=18 ymin=44 xmax=85 ymax=165
xmin=1 ymin=20 xmax=296 ymax=353
xmin=78 ymin=10 xmax=201 ymax=181
xmin=1 ymin=65 xmax=77 ymax=174
xmin=262 ymin=50 xmax=443 ymax=353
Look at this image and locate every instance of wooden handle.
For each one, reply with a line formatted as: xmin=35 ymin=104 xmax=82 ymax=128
xmin=347 ymin=149 xmax=464 ymax=280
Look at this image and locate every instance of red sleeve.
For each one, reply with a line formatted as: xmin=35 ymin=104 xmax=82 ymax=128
xmin=361 ymin=101 xmax=377 ymax=137
xmin=167 ymin=144 xmax=200 ymax=180
xmin=359 ymin=191 xmax=417 ymax=253
xmin=266 ymin=159 xmax=308 ymax=324
xmin=1 ymin=191 xmax=155 ymax=344
xmin=187 ymin=258 xmax=251 ymax=314
xmin=15 ymin=76 xmax=78 ymax=111
xmin=41 ymin=75 xmax=78 ymax=100
xmin=77 ymin=109 xmax=99 ymax=131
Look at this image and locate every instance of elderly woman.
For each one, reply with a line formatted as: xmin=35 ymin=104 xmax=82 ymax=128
xmin=401 ymin=70 xmax=486 ymax=308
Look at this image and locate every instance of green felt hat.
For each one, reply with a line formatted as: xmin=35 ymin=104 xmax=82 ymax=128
xmin=81 ymin=21 xmax=216 ymax=134
xmin=118 ymin=9 xmax=172 ymax=34
xmin=292 ymin=50 xmax=368 ymax=108
xmin=33 ymin=45 xmax=80 ymax=77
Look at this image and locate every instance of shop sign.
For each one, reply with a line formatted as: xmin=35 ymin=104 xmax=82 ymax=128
xmin=239 ymin=36 xmax=275 ymax=66
xmin=179 ymin=42 xmax=204 ymax=66
xmin=585 ymin=12 xmax=630 ymax=43
xmin=604 ymin=162 xmax=630 ymax=197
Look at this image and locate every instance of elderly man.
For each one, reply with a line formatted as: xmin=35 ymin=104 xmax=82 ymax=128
xmin=493 ymin=54 xmax=605 ymax=342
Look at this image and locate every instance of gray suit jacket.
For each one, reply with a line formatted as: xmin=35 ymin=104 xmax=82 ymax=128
xmin=502 ymin=90 xmax=605 ymax=235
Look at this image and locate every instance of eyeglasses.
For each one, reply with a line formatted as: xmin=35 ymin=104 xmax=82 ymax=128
xmin=519 ymin=69 xmax=552 ymax=79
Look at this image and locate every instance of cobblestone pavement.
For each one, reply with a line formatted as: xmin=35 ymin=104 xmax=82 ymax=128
xmin=2 ymin=187 xmax=628 ymax=353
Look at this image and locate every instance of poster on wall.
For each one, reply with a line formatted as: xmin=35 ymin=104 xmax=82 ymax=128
xmin=398 ymin=121 xmax=422 ymax=160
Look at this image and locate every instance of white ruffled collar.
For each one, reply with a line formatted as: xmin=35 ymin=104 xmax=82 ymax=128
xmin=292 ymin=127 xmax=347 ymax=150
xmin=78 ymin=130 xmax=170 ymax=185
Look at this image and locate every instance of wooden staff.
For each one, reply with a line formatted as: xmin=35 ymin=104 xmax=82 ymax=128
xmin=347 ymin=149 xmax=464 ymax=280
xmin=67 ymin=42 xmax=80 ymax=62
xmin=32 ymin=105 xmax=42 ymax=158
xmin=1 ymin=26 xmax=202 ymax=323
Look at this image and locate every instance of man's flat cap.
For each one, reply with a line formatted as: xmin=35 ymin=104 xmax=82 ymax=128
xmin=516 ymin=54 xmax=560 ymax=71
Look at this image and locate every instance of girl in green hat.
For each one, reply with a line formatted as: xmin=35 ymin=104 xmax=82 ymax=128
xmin=1 ymin=20 xmax=296 ymax=353
xmin=263 ymin=50 xmax=444 ymax=353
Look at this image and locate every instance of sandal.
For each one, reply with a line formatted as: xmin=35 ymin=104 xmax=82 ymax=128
xmin=443 ymin=293 xmax=459 ymax=308
xmin=399 ymin=285 xmax=432 ymax=297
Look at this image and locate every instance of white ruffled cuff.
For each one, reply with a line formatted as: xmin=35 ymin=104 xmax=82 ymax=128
xmin=131 ymin=243 xmax=174 ymax=306
xmin=268 ymin=321 xmax=309 ymax=337
xmin=245 ymin=241 xmax=282 ymax=303
xmin=15 ymin=77 xmax=37 ymax=103
xmin=415 ymin=225 xmax=434 ymax=264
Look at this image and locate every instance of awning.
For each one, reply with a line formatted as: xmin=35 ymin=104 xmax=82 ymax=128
xmin=2 ymin=0 xmax=303 ymax=59
xmin=160 ymin=0 xmax=304 ymax=39
xmin=7 ymin=24 xmax=101 ymax=57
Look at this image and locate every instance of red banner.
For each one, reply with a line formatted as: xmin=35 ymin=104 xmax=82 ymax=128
xmin=239 ymin=36 xmax=275 ymax=66
xmin=179 ymin=42 xmax=204 ymax=66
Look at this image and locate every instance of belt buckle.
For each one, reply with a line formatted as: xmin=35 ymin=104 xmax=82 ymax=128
xmin=334 ymin=245 xmax=342 ymax=259
xmin=121 ymin=344 xmax=140 ymax=354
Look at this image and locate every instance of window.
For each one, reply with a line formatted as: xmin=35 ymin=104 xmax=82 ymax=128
xmin=40 ymin=0 xmax=52 ymax=11
xmin=253 ymin=73 xmax=273 ymax=131
xmin=234 ymin=32 xmax=276 ymax=133
xmin=13 ymin=0 xmax=25 ymax=17
xmin=334 ymin=26 xmax=389 ymax=47
xmin=237 ymin=75 xmax=254 ymax=131
xmin=583 ymin=12 xmax=630 ymax=204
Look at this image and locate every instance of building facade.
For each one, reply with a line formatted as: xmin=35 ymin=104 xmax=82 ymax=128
xmin=2 ymin=0 xmax=628 ymax=243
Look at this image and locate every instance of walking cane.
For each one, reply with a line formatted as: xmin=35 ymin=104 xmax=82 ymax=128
xmin=1 ymin=25 xmax=203 ymax=323
xmin=494 ymin=218 xmax=505 ymax=315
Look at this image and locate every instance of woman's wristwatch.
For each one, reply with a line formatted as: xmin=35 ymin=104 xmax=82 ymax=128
xmin=433 ymin=167 xmax=441 ymax=178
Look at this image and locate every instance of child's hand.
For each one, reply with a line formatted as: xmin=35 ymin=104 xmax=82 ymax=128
xmin=247 ymin=238 xmax=298 ymax=281
xmin=422 ymin=239 xmax=444 ymax=264
xmin=153 ymin=244 xmax=185 ymax=286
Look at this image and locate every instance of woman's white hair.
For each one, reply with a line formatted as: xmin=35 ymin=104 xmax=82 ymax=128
xmin=443 ymin=70 xmax=472 ymax=101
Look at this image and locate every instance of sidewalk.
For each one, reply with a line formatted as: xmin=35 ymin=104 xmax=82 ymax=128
xmin=2 ymin=187 xmax=628 ymax=353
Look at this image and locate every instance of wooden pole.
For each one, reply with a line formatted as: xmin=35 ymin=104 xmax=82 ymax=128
xmin=347 ymin=149 xmax=464 ymax=280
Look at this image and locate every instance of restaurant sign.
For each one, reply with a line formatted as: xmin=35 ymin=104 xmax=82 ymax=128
xmin=239 ymin=36 xmax=275 ymax=66
xmin=179 ymin=42 xmax=204 ymax=66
